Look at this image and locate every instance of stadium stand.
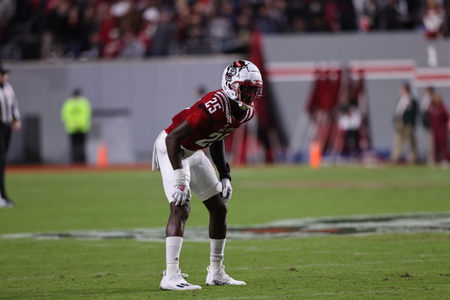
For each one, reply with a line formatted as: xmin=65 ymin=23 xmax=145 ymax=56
xmin=0 ymin=0 xmax=449 ymax=61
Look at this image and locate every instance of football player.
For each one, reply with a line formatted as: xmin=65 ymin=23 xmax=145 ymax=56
xmin=152 ymin=60 xmax=263 ymax=290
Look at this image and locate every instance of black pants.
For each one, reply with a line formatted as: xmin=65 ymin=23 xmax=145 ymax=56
xmin=0 ymin=124 xmax=12 ymax=200
xmin=70 ymin=133 xmax=87 ymax=163
xmin=342 ymin=130 xmax=361 ymax=157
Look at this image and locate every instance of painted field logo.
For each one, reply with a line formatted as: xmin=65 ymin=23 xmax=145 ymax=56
xmin=2 ymin=212 xmax=450 ymax=242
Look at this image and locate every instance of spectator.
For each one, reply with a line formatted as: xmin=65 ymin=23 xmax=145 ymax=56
xmin=119 ymin=30 xmax=145 ymax=58
xmin=288 ymin=0 xmax=308 ymax=32
xmin=0 ymin=0 xmax=16 ymax=41
xmin=179 ymin=3 xmax=208 ymax=54
xmin=391 ymin=83 xmax=418 ymax=164
xmin=102 ymin=28 xmax=122 ymax=58
xmin=270 ymin=0 xmax=291 ymax=33
xmin=377 ymin=0 xmax=408 ymax=30
xmin=405 ymin=0 xmax=424 ymax=29
xmin=256 ymin=3 xmax=278 ymax=33
xmin=3 ymin=0 xmax=450 ymax=60
xmin=81 ymin=30 xmax=101 ymax=60
xmin=42 ymin=0 xmax=70 ymax=60
xmin=208 ymin=2 xmax=235 ymax=52
xmin=428 ymin=93 xmax=449 ymax=168
xmin=422 ymin=0 xmax=447 ymax=39
xmin=152 ymin=9 xmax=177 ymax=56
xmin=232 ymin=8 xmax=253 ymax=52
xmin=306 ymin=0 xmax=327 ymax=32
xmin=420 ymin=86 xmax=434 ymax=165
xmin=324 ymin=0 xmax=357 ymax=32
xmin=114 ymin=1 xmax=142 ymax=38
xmin=445 ymin=0 xmax=450 ymax=34
xmin=139 ymin=6 xmax=159 ymax=55
xmin=64 ymin=5 xmax=84 ymax=58
xmin=79 ymin=4 xmax=99 ymax=58
xmin=364 ymin=0 xmax=379 ymax=29
xmin=96 ymin=1 xmax=116 ymax=53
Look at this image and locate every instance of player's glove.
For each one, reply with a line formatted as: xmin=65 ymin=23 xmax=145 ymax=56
xmin=221 ymin=178 xmax=232 ymax=202
xmin=172 ymin=169 xmax=191 ymax=206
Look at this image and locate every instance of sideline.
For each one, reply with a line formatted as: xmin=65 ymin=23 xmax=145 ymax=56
xmin=6 ymin=164 xmax=154 ymax=174
xmin=5 ymin=163 xmax=302 ymax=174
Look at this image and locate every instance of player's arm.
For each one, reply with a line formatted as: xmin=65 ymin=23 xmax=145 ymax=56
xmin=210 ymin=140 xmax=233 ymax=202
xmin=165 ymin=119 xmax=195 ymax=170
xmin=209 ymin=140 xmax=231 ymax=181
xmin=11 ymin=93 xmax=21 ymax=132
xmin=166 ymin=98 xmax=215 ymax=169
xmin=165 ymin=119 xmax=196 ymax=206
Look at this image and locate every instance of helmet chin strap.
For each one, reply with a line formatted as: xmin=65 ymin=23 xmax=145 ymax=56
xmin=238 ymin=101 xmax=251 ymax=110
xmin=232 ymin=98 xmax=251 ymax=110
xmin=235 ymin=91 xmax=251 ymax=110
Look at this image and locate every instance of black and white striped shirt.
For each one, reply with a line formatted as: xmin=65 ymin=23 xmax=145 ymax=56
xmin=0 ymin=82 xmax=20 ymax=125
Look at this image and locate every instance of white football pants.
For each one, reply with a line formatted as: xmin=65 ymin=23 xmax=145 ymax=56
xmin=152 ymin=130 xmax=222 ymax=202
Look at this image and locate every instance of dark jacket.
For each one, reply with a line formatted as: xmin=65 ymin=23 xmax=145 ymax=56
xmin=403 ymin=98 xmax=418 ymax=126
xmin=394 ymin=97 xmax=418 ymax=127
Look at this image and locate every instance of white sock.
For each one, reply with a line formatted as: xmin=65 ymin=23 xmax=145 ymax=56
xmin=166 ymin=236 xmax=183 ymax=275
xmin=210 ymin=238 xmax=226 ymax=273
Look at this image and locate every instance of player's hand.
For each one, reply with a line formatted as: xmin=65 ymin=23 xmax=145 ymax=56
xmin=172 ymin=169 xmax=191 ymax=206
xmin=12 ymin=120 xmax=21 ymax=132
xmin=172 ymin=182 xmax=191 ymax=206
xmin=221 ymin=178 xmax=232 ymax=202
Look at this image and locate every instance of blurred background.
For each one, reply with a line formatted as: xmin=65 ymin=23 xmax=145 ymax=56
xmin=2 ymin=0 xmax=450 ymax=166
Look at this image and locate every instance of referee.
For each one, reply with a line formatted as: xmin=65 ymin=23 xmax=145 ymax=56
xmin=0 ymin=62 xmax=21 ymax=208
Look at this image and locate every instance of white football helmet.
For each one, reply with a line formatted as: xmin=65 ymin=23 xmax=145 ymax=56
xmin=221 ymin=60 xmax=264 ymax=110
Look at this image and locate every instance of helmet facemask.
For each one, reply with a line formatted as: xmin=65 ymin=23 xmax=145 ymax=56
xmin=230 ymin=80 xmax=264 ymax=110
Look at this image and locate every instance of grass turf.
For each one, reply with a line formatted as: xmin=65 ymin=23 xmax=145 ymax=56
xmin=0 ymin=165 xmax=450 ymax=299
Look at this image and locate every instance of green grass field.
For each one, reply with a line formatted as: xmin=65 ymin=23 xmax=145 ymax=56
xmin=1 ymin=165 xmax=450 ymax=299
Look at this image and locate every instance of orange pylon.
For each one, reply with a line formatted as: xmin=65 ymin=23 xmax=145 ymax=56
xmin=309 ymin=141 xmax=321 ymax=169
xmin=97 ymin=142 xmax=108 ymax=169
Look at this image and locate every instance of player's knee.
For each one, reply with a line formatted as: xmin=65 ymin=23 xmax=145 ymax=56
xmin=215 ymin=200 xmax=228 ymax=217
xmin=171 ymin=204 xmax=190 ymax=221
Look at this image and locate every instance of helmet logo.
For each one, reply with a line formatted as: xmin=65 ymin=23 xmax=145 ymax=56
xmin=234 ymin=60 xmax=245 ymax=67
xmin=225 ymin=66 xmax=237 ymax=82
xmin=226 ymin=61 xmax=251 ymax=83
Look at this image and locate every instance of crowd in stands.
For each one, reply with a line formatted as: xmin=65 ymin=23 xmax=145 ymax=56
xmin=0 ymin=0 xmax=449 ymax=60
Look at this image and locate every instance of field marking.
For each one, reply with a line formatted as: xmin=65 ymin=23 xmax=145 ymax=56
xmin=2 ymin=212 xmax=450 ymax=242
xmin=6 ymin=164 xmax=153 ymax=174
xmin=5 ymin=270 xmax=161 ymax=281
xmin=6 ymin=276 xmax=54 ymax=280
xmin=177 ymin=286 xmax=449 ymax=300
xmin=245 ymin=259 xmax=444 ymax=270
xmin=240 ymin=180 xmax=448 ymax=189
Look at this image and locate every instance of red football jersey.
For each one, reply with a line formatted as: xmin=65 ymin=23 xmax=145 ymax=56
xmin=165 ymin=89 xmax=255 ymax=151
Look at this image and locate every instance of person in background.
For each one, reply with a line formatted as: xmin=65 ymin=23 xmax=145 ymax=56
xmin=195 ymin=85 xmax=206 ymax=100
xmin=420 ymin=86 xmax=434 ymax=165
xmin=61 ymin=88 xmax=92 ymax=164
xmin=428 ymin=93 xmax=449 ymax=168
xmin=337 ymin=96 xmax=362 ymax=159
xmin=391 ymin=83 xmax=418 ymax=164
xmin=422 ymin=0 xmax=447 ymax=39
xmin=0 ymin=62 xmax=21 ymax=208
